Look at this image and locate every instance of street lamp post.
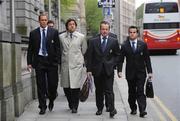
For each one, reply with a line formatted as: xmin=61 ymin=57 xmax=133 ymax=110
xmin=10 ymin=0 xmax=15 ymax=34
xmin=48 ymin=0 xmax=52 ymax=20
xmin=58 ymin=0 xmax=61 ymax=31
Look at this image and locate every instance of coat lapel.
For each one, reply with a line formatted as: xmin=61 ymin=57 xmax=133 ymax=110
xmin=36 ymin=28 xmax=41 ymax=50
xmin=95 ymin=36 xmax=102 ymax=53
xmin=136 ymin=40 xmax=143 ymax=53
xmin=126 ymin=40 xmax=134 ymax=53
xmin=46 ymin=27 xmax=50 ymax=47
xmin=104 ymin=37 xmax=112 ymax=53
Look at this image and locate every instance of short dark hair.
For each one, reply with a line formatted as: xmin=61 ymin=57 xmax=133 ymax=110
xmin=47 ymin=20 xmax=54 ymax=25
xmin=100 ymin=21 xmax=110 ymax=29
xmin=65 ymin=18 xmax=77 ymax=30
xmin=38 ymin=13 xmax=48 ymax=21
xmin=128 ymin=26 xmax=139 ymax=33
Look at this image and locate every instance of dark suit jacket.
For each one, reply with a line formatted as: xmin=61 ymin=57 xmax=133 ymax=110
xmin=87 ymin=35 xmax=120 ymax=77
xmin=109 ymin=32 xmax=117 ymax=39
xmin=27 ymin=27 xmax=61 ymax=68
xmin=118 ymin=38 xmax=152 ymax=80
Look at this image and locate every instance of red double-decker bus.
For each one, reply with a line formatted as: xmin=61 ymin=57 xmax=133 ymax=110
xmin=143 ymin=0 xmax=180 ymax=54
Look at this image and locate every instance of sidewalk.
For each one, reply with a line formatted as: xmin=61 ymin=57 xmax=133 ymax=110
xmin=16 ymin=73 xmax=154 ymax=121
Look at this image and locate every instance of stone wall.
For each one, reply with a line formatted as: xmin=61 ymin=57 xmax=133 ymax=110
xmin=6 ymin=0 xmax=44 ymax=36
xmin=0 ymin=31 xmax=36 ymax=121
xmin=0 ymin=0 xmax=8 ymax=31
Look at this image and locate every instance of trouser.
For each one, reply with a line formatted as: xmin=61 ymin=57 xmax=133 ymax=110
xmin=94 ymin=70 xmax=115 ymax=112
xmin=127 ymin=76 xmax=146 ymax=113
xmin=35 ymin=56 xmax=58 ymax=110
xmin=63 ymin=88 xmax=80 ymax=110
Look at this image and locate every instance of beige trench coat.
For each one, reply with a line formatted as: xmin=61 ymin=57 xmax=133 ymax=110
xmin=59 ymin=31 xmax=87 ymax=88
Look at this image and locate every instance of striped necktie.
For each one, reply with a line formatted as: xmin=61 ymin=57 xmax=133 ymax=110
xmin=42 ymin=29 xmax=47 ymax=56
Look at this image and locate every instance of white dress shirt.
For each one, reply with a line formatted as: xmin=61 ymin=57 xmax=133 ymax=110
xmin=39 ymin=26 xmax=48 ymax=56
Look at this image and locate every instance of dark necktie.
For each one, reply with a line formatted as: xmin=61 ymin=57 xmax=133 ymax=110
xmin=42 ymin=29 xmax=47 ymax=56
xmin=132 ymin=41 xmax=136 ymax=53
xmin=70 ymin=33 xmax=73 ymax=39
xmin=101 ymin=36 xmax=107 ymax=52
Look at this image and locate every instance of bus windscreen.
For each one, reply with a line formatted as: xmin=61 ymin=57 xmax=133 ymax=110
xmin=143 ymin=22 xmax=180 ymax=29
xmin=145 ymin=2 xmax=178 ymax=13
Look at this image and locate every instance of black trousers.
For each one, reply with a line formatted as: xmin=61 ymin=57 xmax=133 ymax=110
xmin=63 ymin=88 xmax=80 ymax=110
xmin=127 ymin=75 xmax=146 ymax=113
xmin=94 ymin=68 xmax=115 ymax=112
xmin=35 ymin=56 xmax=58 ymax=110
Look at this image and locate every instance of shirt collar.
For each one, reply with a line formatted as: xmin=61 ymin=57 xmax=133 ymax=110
xmin=67 ymin=31 xmax=78 ymax=38
xmin=101 ymin=35 xmax=108 ymax=40
xmin=129 ymin=39 xmax=137 ymax=44
xmin=40 ymin=26 xmax=48 ymax=31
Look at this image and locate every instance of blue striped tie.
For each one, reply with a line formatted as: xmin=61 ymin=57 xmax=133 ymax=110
xmin=132 ymin=41 xmax=136 ymax=53
xmin=101 ymin=36 xmax=107 ymax=52
xmin=42 ymin=29 xmax=47 ymax=56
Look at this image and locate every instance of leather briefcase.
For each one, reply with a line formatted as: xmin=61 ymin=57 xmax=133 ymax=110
xmin=146 ymin=78 xmax=154 ymax=98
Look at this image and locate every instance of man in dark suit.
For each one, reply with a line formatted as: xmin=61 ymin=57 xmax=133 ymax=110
xmin=27 ymin=13 xmax=60 ymax=115
xmin=87 ymin=21 xmax=120 ymax=118
xmin=118 ymin=26 xmax=153 ymax=118
xmin=93 ymin=31 xmax=118 ymax=112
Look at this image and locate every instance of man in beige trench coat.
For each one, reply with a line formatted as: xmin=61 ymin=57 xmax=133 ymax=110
xmin=59 ymin=18 xmax=87 ymax=113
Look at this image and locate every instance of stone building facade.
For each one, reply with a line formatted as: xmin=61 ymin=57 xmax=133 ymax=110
xmin=114 ymin=0 xmax=136 ymax=43
xmin=0 ymin=0 xmax=86 ymax=121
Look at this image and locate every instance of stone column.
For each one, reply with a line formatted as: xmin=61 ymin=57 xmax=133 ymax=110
xmin=11 ymin=33 xmax=24 ymax=116
xmin=0 ymin=30 xmax=15 ymax=121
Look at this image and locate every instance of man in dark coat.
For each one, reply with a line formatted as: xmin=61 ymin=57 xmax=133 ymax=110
xmin=118 ymin=26 xmax=153 ymax=118
xmin=87 ymin=21 xmax=121 ymax=118
xmin=27 ymin=13 xmax=60 ymax=115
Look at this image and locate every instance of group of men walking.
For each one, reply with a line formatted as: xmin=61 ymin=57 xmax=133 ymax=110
xmin=27 ymin=13 xmax=153 ymax=118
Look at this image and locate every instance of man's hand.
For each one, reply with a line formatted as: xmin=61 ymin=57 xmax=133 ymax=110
xmin=87 ymin=72 xmax=92 ymax=80
xmin=117 ymin=72 xmax=122 ymax=78
xmin=148 ymin=73 xmax=153 ymax=79
xmin=27 ymin=65 xmax=32 ymax=72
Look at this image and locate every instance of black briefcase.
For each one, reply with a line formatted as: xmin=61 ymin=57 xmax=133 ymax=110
xmin=145 ymin=78 xmax=154 ymax=98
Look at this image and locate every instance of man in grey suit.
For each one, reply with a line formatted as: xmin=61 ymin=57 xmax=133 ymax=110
xmin=118 ymin=26 xmax=153 ymax=118
xmin=87 ymin=21 xmax=120 ymax=118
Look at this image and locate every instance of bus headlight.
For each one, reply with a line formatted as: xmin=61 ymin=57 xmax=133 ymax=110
xmin=144 ymin=38 xmax=148 ymax=42
xmin=177 ymin=37 xmax=180 ymax=41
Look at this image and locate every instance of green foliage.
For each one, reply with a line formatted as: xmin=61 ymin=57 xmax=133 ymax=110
xmin=85 ymin=0 xmax=103 ymax=36
xmin=136 ymin=3 xmax=144 ymax=19
xmin=60 ymin=0 xmax=76 ymax=21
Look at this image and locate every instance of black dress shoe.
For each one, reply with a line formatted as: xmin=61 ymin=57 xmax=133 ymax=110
xmin=140 ymin=111 xmax=147 ymax=117
xmin=69 ymin=104 xmax=73 ymax=110
xmin=106 ymin=107 xmax=110 ymax=112
xmin=72 ymin=108 xmax=77 ymax=113
xmin=110 ymin=109 xmax=117 ymax=118
xmin=48 ymin=101 xmax=54 ymax=111
xmin=96 ymin=110 xmax=102 ymax=115
xmin=39 ymin=108 xmax=46 ymax=115
xmin=130 ymin=110 xmax=137 ymax=115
